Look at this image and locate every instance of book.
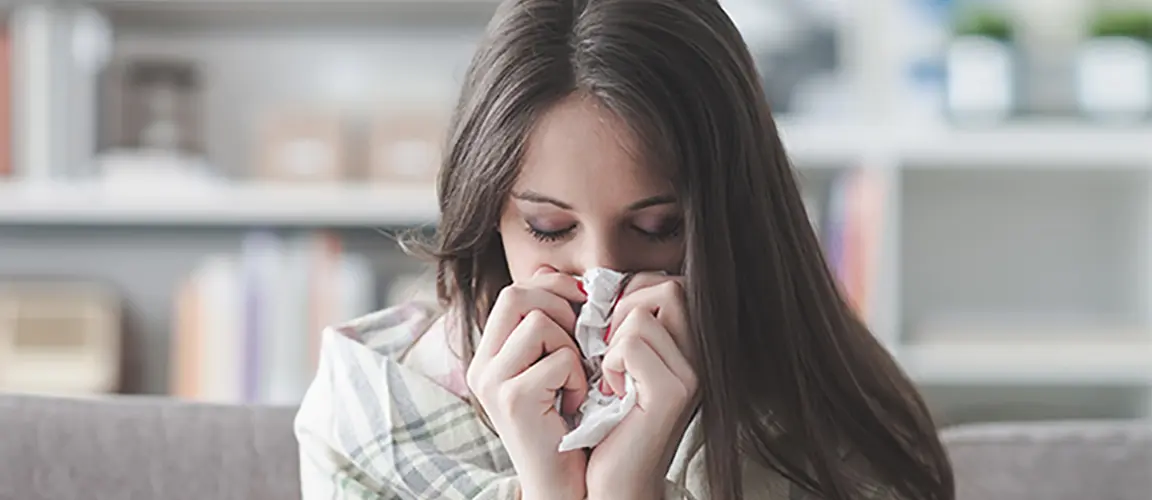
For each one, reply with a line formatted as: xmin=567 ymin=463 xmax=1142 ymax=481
xmin=822 ymin=167 xmax=885 ymax=323
xmin=169 ymin=230 xmax=377 ymax=404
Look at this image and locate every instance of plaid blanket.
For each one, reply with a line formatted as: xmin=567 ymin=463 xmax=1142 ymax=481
xmin=294 ymin=302 xmax=803 ymax=499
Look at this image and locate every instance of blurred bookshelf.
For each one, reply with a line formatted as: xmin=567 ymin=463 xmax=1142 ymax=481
xmin=1 ymin=0 xmax=1151 ymax=427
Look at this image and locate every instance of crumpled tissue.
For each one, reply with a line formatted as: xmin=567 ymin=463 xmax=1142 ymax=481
xmin=557 ymin=267 xmax=638 ymax=452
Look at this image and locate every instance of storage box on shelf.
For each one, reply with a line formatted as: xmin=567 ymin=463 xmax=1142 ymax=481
xmin=0 ymin=281 xmax=123 ymax=396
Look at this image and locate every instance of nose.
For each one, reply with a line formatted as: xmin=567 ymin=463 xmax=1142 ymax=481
xmin=571 ymin=233 xmax=629 ymax=276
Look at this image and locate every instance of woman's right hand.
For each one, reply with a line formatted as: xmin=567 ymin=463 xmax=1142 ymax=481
xmin=466 ymin=268 xmax=590 ymax=500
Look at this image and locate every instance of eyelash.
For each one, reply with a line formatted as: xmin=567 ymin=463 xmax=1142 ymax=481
xmin=526 ymin=225 xmax=573 ymax=243
xmin=525 ymin=222 xmax=682 ymax=244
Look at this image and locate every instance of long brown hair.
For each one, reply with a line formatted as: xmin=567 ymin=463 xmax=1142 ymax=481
xmin=411 ymin=1 xmax=954 ymax=498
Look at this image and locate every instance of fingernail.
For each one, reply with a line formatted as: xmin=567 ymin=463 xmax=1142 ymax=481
xmin=603 ymin=325 xmax=611 ymax=341
xmin=577 ymin=281 xmax=586 ymax=296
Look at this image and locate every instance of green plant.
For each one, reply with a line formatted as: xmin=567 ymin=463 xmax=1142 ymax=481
xmin=1089 ymin=10 xmax=1152 ymax=42
xmin=953 ymin=7 xmax=1014 ymax=41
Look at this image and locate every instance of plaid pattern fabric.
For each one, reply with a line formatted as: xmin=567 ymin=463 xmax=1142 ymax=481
xmin=294 ymin=303 xmax=830 ymax=499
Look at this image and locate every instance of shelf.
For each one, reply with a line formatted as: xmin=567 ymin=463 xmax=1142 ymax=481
xmin=899 ymin=122 xmax=1152 ymax=169
xmin=2 ymin=122 xmax=1151 ymax=227
xmin=0 ymin=182 xmax=439 ymax=227
xmin=80 ymin=0 xmax=502 ymax=16
xmin=901 ymin=340 xmax=1152 ymax=386
xmin=69 ymin=0 xmax=499 ymax=7
xmin=780 ymin=120 xmax=1152 ymax=169
xmin=51 ymin=0 xmax=503 ymax=30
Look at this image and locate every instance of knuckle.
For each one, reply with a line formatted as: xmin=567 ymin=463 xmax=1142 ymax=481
xmin=466 ymin=370 xmax=492 ymax=400
xmin=655 ymin=372 xmax=693 ymax=404
xmin=464 ymin=367 xmax=479 ymax=391
xmin=617 ymin=334 xmax=646 ymax=356
xmin=495 ymin=380 xmax=530 ymax=413
xmin=682 ymin=370 xmax=700 ymax=395
xmin=521 ymin=309 xmax=550 ymax=330
xmin=623 ymin=306 xmax=649 ymax=326
xmin=542 ymin=273 xmax=566 ymax=288
xmin=657 ymin=279 xmax=684 ymax=298
xmin=496 ymin=285 xmax=526 ymax=306
xmin=553 ymin=346 xmax=579 ymax=365
xmin=670 ymin=380 xmax=692 ymax=403
xmin=612 ymin=294 xmax=635 ymax=315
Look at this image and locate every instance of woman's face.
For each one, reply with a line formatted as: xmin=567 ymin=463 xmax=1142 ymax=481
xmin=499 ymin=94 xmax=686 ymax=282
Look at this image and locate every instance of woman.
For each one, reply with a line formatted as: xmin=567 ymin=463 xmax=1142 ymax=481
xmin=295 ymin=0 xmax=955 ymax=499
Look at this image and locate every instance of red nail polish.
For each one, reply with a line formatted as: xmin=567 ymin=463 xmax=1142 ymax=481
xmin=603 ymin=325 xmax=611 ymax=341
xmin=577 ymin=281 xmax=586 ymax=295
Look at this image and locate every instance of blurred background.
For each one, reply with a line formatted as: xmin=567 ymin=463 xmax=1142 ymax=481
xmin=0 ymin=0 xmax=1150 ymax=428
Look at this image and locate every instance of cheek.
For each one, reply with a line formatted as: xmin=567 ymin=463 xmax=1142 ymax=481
xmin=651 ymin=245 xmax=686 ymax=275
xmin=498 ymin=220 xmax=546 ymax=284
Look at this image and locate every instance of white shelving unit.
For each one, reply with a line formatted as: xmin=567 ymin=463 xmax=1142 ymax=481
xmin=1 ymin=0 xmax=1150 ymax=421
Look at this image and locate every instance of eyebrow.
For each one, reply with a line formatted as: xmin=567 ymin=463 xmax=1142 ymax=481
xmin=511 ymin=190 xmax=677 ymax=211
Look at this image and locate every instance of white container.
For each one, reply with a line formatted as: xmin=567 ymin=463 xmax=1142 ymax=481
xmin=0 ymin=282 xmax=122 ymax=395
xmin=947 ymin=36 xmax=1015 ymax=124
xmin=1076 ymin=37 xmax=1152 ymax=123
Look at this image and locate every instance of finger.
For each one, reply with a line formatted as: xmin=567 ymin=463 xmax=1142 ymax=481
xmin=530 ymin=267 xmax=587 ymax=304
xmin=600 ymin=329 xmax=683 ymax=415
xmin=475 ymin=280 xmax=583 ymax=364
xmin=605 ymin=308 xmax=695 ymax=396
xmin=487 ymin=310 xmax=581 ymax=383
xmin=507 ymin=346 xmax=588 ymax=416
xmin=616 ymin=271 xmax=673 ymax=298
xmin=604 ymin=272 xmax=671 ymax=343
xmin=611 ymin=277 xmax=690 ymax=354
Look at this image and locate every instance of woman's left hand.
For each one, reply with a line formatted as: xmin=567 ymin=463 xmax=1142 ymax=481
xmin=585 ymin=273 xmax=700 ymax=500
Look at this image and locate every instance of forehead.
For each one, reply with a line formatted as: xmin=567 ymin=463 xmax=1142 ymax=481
xmin=518 ymin=95 xmax=670 ymax=200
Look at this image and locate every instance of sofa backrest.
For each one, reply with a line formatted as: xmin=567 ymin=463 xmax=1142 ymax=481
xmin=1 ymin=394 xmax=1149 ymax=500
xmin=0 ymin=394 xmax=300 ymax=500
xmin=941 ymin=419 xmax=1151 ymax=500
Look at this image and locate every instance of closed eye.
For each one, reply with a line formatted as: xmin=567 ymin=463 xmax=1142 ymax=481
xmin=526 ymin=223 xmax=575 ymax=243
xmin=635 ymin=221 xmax=682 ymax=242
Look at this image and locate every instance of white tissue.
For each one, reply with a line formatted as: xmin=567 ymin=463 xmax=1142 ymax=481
xmin=557 ymin=268 xmax=639 ymax=452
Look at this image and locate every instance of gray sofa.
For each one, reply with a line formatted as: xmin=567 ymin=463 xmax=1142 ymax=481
xmin=0 ymin=393 xmax=1149 ymax=500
